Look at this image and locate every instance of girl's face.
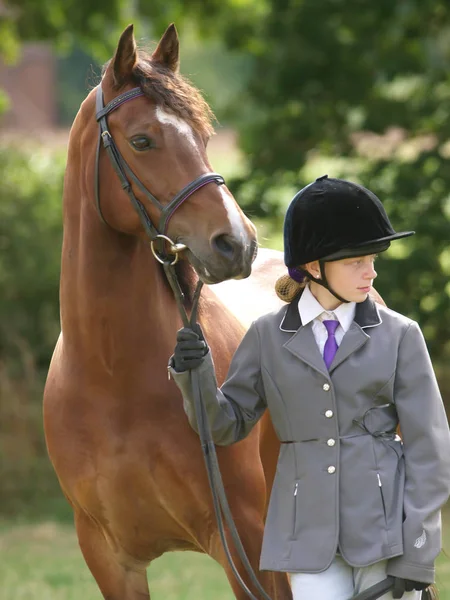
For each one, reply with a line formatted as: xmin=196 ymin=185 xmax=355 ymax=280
xmin=305 ymin=254 xmax=378 ymax=309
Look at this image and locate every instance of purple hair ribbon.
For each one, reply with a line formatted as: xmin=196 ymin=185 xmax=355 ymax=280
xmin=288 ymin=267 xmax=305 ymax=283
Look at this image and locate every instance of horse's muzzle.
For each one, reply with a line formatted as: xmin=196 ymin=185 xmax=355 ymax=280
xmin=188 ymin=236 xmax=257 ymax=283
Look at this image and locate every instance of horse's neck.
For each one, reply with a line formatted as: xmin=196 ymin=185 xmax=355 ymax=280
xmin=60 ymin=195 xmax=184 ymax=376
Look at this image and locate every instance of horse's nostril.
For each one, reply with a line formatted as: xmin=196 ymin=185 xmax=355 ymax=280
xmin=212 ymin=234 xmax=238 ymax=260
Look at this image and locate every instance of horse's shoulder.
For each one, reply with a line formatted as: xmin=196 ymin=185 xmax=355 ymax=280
xmin=209 ymin=247 xmax=286 ymax=329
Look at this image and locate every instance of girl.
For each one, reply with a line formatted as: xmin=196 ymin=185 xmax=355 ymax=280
xmin=169 ymin=175 xmax=450 ymax=600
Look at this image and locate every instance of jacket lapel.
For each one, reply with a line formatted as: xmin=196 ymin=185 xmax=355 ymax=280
xmin=329 ymin=296 xmax=382 ymax=372
xmin=281 ymin=293 xmax=329 ymax=377
xmin=280 ymin=293 xmax=382 ymax=375
xmin=284 ymin=324 xmax=330 ymax=377
xmin=328 ymin=324 xmax=369 ymax=372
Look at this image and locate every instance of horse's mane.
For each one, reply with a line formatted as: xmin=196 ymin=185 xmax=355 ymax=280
xmin=102 ymin=49 xmax=215 ymax=138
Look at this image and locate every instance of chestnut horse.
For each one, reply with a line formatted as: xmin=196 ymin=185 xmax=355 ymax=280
xmin=43 ymin=23 xmax=293 ymax=600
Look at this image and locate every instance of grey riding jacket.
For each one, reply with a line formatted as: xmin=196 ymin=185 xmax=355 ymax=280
xmin=169 ymin=295 xmax=450 ymax=582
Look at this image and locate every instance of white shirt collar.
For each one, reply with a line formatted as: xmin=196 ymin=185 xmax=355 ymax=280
xmin=298 ymin=284 xmax=356 ymax=332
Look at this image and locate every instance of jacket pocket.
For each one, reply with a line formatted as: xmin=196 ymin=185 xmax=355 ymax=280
xmin=377 ymin=472 xmax=388 ymax=526
xmin=291 ymin=481 xmax=299 ymax=538
xmin=373 ymin=437 xmax=405 ymax=547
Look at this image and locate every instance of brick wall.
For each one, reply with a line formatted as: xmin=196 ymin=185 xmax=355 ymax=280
xmin=0 ymin=43 xmax=57 ymax=130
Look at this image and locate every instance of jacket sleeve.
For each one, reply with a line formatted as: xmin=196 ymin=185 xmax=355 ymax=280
xmin=168 ymin=321 xmax=267 ymax=445
xmin=386 ymin=321 xmax=450 ymax=583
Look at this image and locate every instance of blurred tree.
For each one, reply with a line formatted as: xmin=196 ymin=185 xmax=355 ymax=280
xmin=0 ymin=145 xmax=64 ymax=375
xmin=1 ymin=0 xmax=232 ymax=61
xmin=57 ymin=45 xmax=101 ymax=125
xmin=1 ymin=0 xmax=125 ymax=60
xmin=1 ymin=2 xmax=250 ymax=125
xmin=2 ymin=0 xmax=450 ymax=359
xmin=56 ymin=31 xmax=251 ymax=127
xmin=157 ymin=0 xmax=450 ymax=361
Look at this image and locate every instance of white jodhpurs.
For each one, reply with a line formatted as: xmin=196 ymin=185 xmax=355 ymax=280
xmin=290 ymin=555 xmax=422 ymax=600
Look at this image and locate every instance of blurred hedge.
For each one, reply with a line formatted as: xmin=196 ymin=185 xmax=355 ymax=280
xmin=0 ymin=143 xmax=65 ymax=518
xmin=0 ymin=145 xmax=63 ymax=375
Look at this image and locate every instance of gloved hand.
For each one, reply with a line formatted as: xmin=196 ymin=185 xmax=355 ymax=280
xmin=392 ymin=577 xmax=428 ymax=598
xmin=173 ymin=325 xmax=208 ymax=372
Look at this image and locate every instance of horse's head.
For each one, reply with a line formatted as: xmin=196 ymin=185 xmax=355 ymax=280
xmin=93 ymin=23 xmax=257 ymax=283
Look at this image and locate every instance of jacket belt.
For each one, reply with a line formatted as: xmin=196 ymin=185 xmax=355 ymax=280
xmin=280 ymin=432 xmax=374 ymax=444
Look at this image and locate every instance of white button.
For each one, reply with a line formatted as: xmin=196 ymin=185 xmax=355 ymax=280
xmin=327 ymin=439 xmax=336 ymax=447
xmin=325 ymin=410 xmax=333 ymax=418
xmin=327 ymin=466 xmax=336 ymax=474
xmin=323 ymin=383 xmax=330 ymax=391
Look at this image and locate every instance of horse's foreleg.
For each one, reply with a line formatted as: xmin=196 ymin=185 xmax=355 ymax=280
xmin=210 ymin=515 xmax=292 ymax=600
xmin=74 ymin=511 xmax=150 ymax=600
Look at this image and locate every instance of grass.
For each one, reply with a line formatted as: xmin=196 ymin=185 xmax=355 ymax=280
xmin=0 ymin=517 xmax=450 ymax=600
xmin=0 ymin=521 xmax=233 ymax=600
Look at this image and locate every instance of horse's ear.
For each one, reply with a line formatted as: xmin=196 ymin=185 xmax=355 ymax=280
xmin=112 ymin=24 xmax=138 ymax=88
xmin=151 ymin=23 xmax=180 ymax=72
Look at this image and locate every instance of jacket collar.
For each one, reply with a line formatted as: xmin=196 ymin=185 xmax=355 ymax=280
xmin=279 ymin=291 xmax=303 ymax=332
xmin=299 ymin=284 xmax=356 ymax=331
xmin=280 ymin=291 xmax=382 ymax=375
xmin=354 ymin=295 xmax=382 ymax=329
xmin=279 ymin=291 xmax=382 ymax=333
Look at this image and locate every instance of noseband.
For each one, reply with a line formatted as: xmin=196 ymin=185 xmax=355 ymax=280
xmin=95 ymin=84 xmax=225 ymax=263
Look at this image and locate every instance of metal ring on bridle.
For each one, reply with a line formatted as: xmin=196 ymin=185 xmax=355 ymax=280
xmin=150 ymin=234 xmax=187 ymax=266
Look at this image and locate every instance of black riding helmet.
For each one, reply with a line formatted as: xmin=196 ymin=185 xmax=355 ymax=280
xmin=284 ymin=175 xmax=415 ymax=302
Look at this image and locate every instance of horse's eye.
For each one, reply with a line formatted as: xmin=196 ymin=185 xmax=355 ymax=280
xmin=130 ymin=136 xmax=153 ymax=151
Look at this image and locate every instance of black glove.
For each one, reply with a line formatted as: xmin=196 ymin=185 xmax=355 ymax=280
xmin=173 ymin=325 xmax=208 ymax=372
xmin=392 ymin=577 xmax=428 ymax=598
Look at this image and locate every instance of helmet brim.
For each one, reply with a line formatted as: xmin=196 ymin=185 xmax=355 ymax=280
xmin=321 ymin=230 xmax=414 ymax=262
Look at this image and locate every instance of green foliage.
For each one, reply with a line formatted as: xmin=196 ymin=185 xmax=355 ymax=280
xmin=2 ymin=0 xmax=124 ymax=60
xmin=0 ymin=145 xmax=64 ymax=517
xmin=179 ymin=0 xmax=450 ymax=361
xmin=55 ymin=30 xmax=251 ymax=127
xmin=57 ymin=46 xmax=101 ymax=125
xmin=177 ymin=26 xmax=253 ymax=126
xmin=361 ymin=155 xmax=450 ymax=360
xmin=0 ymin=89 xmax=11 ymax=116
xmin=200 ymin=1 xmax=450 ymax=183
xmin=0 ymin=145 xmax=64 ymax=375
xmin=4 ymin=0 xmax=117 ymax=42
xmin=3 ymin=0 xmax=450 ymax=358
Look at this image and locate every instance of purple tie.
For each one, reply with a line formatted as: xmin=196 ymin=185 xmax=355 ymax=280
xmin=323 ymin=320 xmax=339 ymax=369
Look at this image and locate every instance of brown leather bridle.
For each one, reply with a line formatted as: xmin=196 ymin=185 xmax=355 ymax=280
xmin=95 ymin=84 xmax=225 ymax=264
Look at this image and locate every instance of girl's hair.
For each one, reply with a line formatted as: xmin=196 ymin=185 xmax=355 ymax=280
xmin=275 ymin=273 xmax=307 ymax=303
